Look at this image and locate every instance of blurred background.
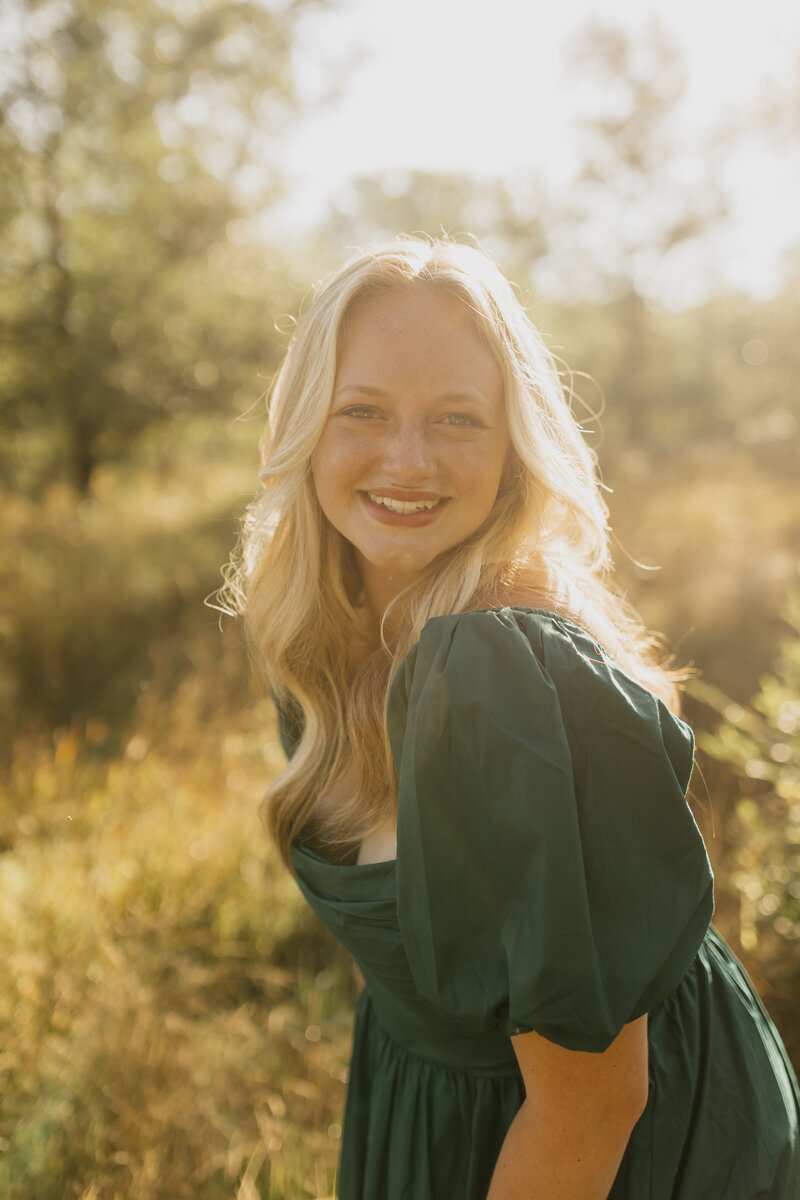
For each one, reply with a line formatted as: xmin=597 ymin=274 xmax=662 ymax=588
xmin=1 ymin=0 xmax=799 ymax=1196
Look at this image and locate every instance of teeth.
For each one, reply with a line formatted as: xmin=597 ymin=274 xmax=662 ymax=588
xmin=367 ymin=493 xmax=442 ymax=514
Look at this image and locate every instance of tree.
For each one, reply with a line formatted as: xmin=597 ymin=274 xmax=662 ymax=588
xmin=0 ymin=0 xmax=328 ymax=494
xmin=313 ymin=168 xmax=547 ymax=291
xmin=543 ymin=21 xmax=727 ymax=445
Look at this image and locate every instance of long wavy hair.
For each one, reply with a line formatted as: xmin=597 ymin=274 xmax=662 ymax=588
xmin=221 ymin=237 xmax=680 ymax=867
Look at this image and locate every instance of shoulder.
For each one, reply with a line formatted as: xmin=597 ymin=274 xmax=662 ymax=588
xmin=389 ymin=606 xmax=693 ymax=786
xmin=393 ymin=610 xmax=709 ymax=1043
xmin=392 ymin=606 xmax=633 ymax=716
xmin=389 ymin=608 xmax=554 ymax=732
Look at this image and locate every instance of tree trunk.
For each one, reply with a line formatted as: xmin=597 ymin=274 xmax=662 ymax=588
xmin=69 ymin=420 xmax=96 ymax=495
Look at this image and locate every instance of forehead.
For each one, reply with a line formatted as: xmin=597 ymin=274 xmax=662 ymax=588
xmin=335 ymin=286 xmax=502 ymax=389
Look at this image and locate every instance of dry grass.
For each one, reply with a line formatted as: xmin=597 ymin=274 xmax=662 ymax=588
xmin=0 ymin=437 xmax=357 ymax=1199
xmin=0 ymin=676 xmax=356 ymax=1199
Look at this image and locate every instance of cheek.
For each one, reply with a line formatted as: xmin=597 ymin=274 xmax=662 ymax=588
xmin=311 ymin=430 xmax=364 ymax=511
xmin=454 ymin=439 xmax=508 ymax=495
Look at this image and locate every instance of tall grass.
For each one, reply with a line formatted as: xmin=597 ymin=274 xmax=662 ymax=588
xmin=1 ymin=662 xmax=356 ymax=1199
xmin=0 ymin=426 xmax=357 ymax=1198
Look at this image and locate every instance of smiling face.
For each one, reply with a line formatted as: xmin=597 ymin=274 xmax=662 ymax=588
xmin=311 ymin=287 xmax=510 ymax=615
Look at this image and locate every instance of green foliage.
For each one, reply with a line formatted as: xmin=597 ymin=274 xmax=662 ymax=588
xmin=693 ymin=597 xmax=800 ymax=959
xmin=530 ymin=277 xmax=800 ymax=472
xmin=0 ymin=0 xmax=323 ymax=494
xmin=0 ymin=414 xmax=261 ymax=737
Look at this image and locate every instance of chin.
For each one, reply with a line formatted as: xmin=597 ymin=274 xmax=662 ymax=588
xmin=360 ymin=547 xmax=437 ymax=580
xmin=374 ymin=558 xmax=432 ymax=579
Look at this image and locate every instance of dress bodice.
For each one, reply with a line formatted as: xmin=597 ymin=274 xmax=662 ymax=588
xmin=292 ymin=840 xmax=520 ymax=1073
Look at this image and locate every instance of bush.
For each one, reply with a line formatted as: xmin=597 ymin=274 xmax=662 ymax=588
xmin=692 ymin=594 xmax=800 ymax=1066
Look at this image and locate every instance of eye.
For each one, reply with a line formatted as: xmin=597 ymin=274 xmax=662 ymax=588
xmin=338 ymin=404 xmax=382 ymax=419
xmin=441 ymin=412 xmax=484 ymax=428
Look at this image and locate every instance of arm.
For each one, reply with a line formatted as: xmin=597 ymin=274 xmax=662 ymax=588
xmin=487 ymin=1016 xmax=649 ymax=1200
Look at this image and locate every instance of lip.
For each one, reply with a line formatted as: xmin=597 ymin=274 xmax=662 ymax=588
xmin=359 ymin=490 xmax=450 ymax=526
xmin=364 ymin=488 xmax=446 ymax=502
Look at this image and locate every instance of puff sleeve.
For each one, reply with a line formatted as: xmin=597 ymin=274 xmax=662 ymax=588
xmin=389 ymin=609 xmax=714 ymax=1053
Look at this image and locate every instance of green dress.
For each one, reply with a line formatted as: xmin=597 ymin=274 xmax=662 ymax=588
xmin=286 ymin=608 xmax=800 ymax=1199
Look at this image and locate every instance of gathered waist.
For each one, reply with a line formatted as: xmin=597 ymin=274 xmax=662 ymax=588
xmin=361 ymin=987 xmax=523 ymax=1077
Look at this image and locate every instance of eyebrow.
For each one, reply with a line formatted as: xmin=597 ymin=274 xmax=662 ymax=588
xmin=334 ymin=383 xmax=493 ymax=407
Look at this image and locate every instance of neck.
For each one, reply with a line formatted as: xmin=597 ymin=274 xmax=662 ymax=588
xmin=357 ymin=563 xmax=420 ymax=635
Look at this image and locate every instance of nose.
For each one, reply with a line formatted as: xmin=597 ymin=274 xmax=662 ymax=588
xmin=380 ymin=420 xmax=436 ymax=482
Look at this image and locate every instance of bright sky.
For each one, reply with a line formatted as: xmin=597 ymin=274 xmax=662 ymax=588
xmin=269 ymin=0 xmax=800 ymax=304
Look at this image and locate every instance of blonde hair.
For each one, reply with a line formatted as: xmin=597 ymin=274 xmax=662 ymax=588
xmin=221 ymin=237 xmax=680 ymax=866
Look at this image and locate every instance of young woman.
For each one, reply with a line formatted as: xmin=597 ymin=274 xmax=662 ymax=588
xmin=226 ymin=238 xmax=800 ymax=1199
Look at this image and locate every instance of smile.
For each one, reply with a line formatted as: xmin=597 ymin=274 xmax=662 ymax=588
xmin=366 ymin=492 xmax=446 ymax=514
